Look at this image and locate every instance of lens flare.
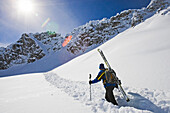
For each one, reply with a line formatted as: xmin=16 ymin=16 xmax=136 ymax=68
xmin=41 ymin=18 xmax=50 ymax=28
xmin=62 ymin=35 xmax=72 ymax=47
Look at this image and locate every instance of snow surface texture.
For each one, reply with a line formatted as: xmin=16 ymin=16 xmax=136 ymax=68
xmin=0 ymin=73 xmax=92 ymax=113
xmin=0 ymin=72 xmax=169 ymax=113
xmin=44 ymin=72 xmax=170 ymax=113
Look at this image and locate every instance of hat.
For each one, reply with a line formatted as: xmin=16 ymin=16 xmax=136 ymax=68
xmin=99 ymin=63 xmax=105 ymax=69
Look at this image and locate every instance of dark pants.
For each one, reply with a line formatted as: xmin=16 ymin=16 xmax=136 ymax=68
xmin=105 ymin=86 xmax=118 ymax=105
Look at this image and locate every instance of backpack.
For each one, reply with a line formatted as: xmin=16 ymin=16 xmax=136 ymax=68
xmin=105 ymin=69 xmax=118 ymax=84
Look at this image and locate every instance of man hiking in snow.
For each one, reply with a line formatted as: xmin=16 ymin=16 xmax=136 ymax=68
xmin=89 ymin=63 xmax=119 ymax=105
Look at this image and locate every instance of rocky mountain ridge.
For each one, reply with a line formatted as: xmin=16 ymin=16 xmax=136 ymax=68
xmin=0 ymin=32 xmax=64 ymax=69
xmin=66 ymin=0 xmax=169 ymax=54
xmin=0 ymin=0 xmax=169 ymax=70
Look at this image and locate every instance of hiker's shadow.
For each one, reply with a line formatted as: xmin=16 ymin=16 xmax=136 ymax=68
xmin=117 ymin=92 xmax=165 ymax=113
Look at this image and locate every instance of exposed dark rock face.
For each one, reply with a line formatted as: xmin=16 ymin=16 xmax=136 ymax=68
xmin=0 ymin=0 xmax=169 ymax=70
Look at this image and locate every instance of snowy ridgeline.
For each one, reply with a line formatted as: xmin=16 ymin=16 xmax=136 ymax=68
xmin=65 ymin=0 xmax=170 ymax=54
xmin=0 ymin=32 xmax=64 ymax=70
xmin=0 ymin=0 xmax=170 ymax=113
xmin=0 ymin=0 xmax=170 ymax=73
xmin=44 ymin=72 xmax=170 ymax=113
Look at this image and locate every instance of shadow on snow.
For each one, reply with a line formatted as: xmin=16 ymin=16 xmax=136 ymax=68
xmin=45 ymin=73 xmax=168 ymax=113
xmin=118 ymin=92 xmax=165 ymax=113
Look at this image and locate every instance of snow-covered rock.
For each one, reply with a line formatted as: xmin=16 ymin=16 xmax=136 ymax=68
xmin=0 ymin=0 xmax=169 ymax=76
xmin=0 ymin=32 xmax=64 ymax=70
xmin=0 ymin=0 xmax=170 ymax=112
xmin=66 ymin=0 xmax=170 ymax=55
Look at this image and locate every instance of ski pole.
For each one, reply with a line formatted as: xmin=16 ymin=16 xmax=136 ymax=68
xmin=89 ymin=74 xmax=92 ymax=101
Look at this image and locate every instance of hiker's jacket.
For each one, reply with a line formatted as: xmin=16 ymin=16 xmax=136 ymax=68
xmin=91 ymin=69 xmax=117 ymax=88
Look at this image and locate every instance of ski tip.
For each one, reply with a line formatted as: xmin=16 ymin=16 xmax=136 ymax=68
xmin=97 ymin=48 xmax=101 ymax=52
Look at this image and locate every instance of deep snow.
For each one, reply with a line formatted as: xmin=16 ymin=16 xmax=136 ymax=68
xmin=0 ymin=5 xmax=170 ymax=113
xmin=0 ymin=73 xmax=92 ymax=113
xmin=45 ymin=72 xmax=170 ymax=113
xmin=0 ymin=71 xmax=169 ymax=113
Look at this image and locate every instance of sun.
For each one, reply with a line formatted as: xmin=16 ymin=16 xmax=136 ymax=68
xmin=17 ymin=0 xmax=34 ymax=14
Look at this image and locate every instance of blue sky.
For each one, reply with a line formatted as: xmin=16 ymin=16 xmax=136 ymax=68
xmin=0 ymin=0 xmax=151 ymax=46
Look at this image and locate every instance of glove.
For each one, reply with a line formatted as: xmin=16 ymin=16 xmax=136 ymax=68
xmin=115 ymin=84 xmax=118 ymax=89
xmin=89 ymin=80 xmax=92 ymax=85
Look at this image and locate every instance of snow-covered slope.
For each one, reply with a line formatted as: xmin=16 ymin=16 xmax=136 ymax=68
xmin=35 ymin=6 xmax=170 ymax=113
xmin=0 ymin=5 xmax=170 ymax=113
xmin=44 ymin=72 xmax=170 ymax=113
xmin=0 ymin=1 xmax=170 ymax=113
xmin=50 ymin=7 xmax=170 ymax=91
xmin=0 ymin=32 xmax=64 ymax=70
xmin=0 ymin=73 xmax=93 ymax=113
xmin=0 ymin=0 xmax=169 ymax=76
xmin=1 ymin=72 xmax=169 ymax=113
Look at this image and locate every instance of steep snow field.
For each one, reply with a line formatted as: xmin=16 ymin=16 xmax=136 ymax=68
xmin=52 ymin=9 xmax=170 ymax=91
xmin=0 ymin=7 xmax=170 ymax=113
xmin=45 ymin=9 xmax=170 ymax=112
xmin=1 ymin=0 xmax=170 ymax=76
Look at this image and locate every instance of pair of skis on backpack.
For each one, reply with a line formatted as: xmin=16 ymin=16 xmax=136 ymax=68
xmin=97 ymin=49 xmax=130 ymax=102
